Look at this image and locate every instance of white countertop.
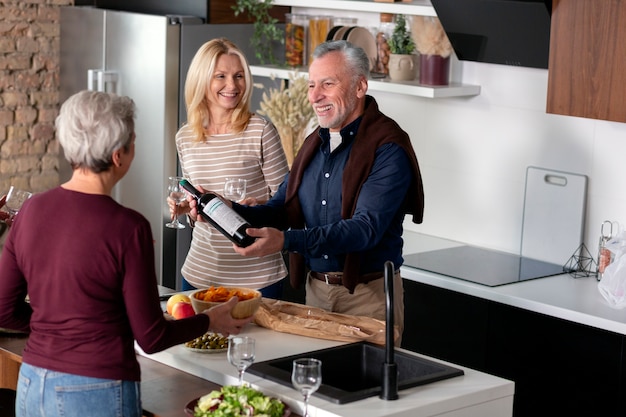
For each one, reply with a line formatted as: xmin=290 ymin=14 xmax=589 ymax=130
xmin=400 ymin=232 xmax=626 ymax=335
xmin=138 ymin=323 xmax=513 ymax=417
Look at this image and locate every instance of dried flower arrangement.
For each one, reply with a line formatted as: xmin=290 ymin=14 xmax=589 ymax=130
xmin=410 ymin=16 xmax=453 ymax=57
xmin=257 ymin=73 xmax=316 ymax=167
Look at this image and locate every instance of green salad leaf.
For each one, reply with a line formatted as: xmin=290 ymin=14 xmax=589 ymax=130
xmin=194 ymin=385 xmax=286 ymax=417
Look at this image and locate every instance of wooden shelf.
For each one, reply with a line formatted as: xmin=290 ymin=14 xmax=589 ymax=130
xmin=250 ymin=65 xmax=481 ymax=99
xmin=263 ymin=0 xmax=481 ymax=99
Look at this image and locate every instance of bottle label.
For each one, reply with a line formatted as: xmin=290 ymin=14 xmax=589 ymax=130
xmin=202 ymin=199 xmax=247 ymax=236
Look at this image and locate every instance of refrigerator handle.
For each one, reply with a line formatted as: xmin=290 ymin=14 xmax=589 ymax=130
xmin=87 ymin=69 xmax=120 ymax=94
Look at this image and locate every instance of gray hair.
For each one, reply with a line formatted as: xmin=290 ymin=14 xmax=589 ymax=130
xmin=312 ymin=40 xmax=370 ymax=81
xmin=56 ymin=90 xmax=136 ymax=173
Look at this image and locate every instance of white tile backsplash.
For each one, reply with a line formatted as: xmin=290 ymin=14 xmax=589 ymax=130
xmin=371 ymin=60 xmax=626 ymax=259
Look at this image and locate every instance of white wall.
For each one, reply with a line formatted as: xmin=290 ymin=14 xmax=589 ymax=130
xmin=370 ymin=60 xmax=626 ymax=259
xmin=290 ymin=6 xmax=626 ymax=261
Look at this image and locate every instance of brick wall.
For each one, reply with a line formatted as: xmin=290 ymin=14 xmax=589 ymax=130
xmin=0 ymin=0 xmax=73 ymax=241
xmin=0 ymin=0 xmax=73 ymax=197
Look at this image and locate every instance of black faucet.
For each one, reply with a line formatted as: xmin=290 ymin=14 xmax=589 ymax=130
xmin=380 ymin=260 xmax=399 ymax=400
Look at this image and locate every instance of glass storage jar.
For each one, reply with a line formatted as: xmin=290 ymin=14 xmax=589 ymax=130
xmin=308 ymin=15 xmax=332 ymax=63
xmin=375 ymin=13 xmax=395 ymax=75
xmin=285 ymin=13 xmax=309 ymax=67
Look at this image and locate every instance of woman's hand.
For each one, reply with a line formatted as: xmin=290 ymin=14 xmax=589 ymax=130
xmin=0 ymin=195 xmax=12 ymax=226
xmin=203 ymin=297 xmax=254 ymax=336
xmin=239 ymin=197 xmax=265 ymax=206
xmin=167 ymin=195 xmax=189 ymax=220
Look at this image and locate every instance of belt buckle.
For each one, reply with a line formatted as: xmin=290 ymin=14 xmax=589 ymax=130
xmin=324 ymin=272 xmax=342 ymax=285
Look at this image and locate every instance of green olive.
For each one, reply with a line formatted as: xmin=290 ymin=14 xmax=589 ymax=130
xmin=184 ymin=333 xmax=229 ymax=350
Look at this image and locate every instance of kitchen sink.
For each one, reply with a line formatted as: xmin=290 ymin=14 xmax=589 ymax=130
xmin=248 ymin=341 xmax=464 ymax=404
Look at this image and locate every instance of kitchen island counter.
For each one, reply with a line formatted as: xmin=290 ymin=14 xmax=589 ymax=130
xmin=138 ymin=323 xmax=514 ymax=417
xmin=0 ymin=333 xmax=228 ymax=417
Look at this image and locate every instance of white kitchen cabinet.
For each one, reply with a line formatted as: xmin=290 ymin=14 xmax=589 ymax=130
xmin=250 ymin=0 xmax=481 ymax=99
xmin=547 ymin=0 xmax=626 ymax=123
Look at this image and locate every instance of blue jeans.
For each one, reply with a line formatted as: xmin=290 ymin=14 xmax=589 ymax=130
xmin=16 ymin=363 xmax=141 ymax=417
xmin=182 ymin=278 xmax=284 ymax=299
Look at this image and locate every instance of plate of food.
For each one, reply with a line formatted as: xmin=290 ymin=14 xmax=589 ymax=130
xmin=184 ymin=332 xmax=229 ymax=353
xmin=185 ymin=385 xmax=291 ymax=417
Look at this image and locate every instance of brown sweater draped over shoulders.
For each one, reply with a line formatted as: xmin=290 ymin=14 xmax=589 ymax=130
xmin=285 ymin=96 xmax=424 ymax=293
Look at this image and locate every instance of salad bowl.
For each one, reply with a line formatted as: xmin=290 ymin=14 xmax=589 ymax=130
xmin=184 ymin=385 xmax=290 ymax=417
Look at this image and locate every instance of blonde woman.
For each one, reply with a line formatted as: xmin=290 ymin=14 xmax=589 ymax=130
xmin=172 ymin=38 xmax=289 ymax=297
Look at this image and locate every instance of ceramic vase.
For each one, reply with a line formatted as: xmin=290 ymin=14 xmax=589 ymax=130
xmin=419 ymin=54 xmax=450 ymax=86
xmin=388 ymin=53 xmax=417 ymax=81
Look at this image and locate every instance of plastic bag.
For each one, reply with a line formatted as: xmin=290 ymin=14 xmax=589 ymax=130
xmin=598 ymin=230 xmax=626 ymax=308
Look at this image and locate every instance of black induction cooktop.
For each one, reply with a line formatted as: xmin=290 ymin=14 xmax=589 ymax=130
xmin=403 ymin=245 xmax=569 ymax=287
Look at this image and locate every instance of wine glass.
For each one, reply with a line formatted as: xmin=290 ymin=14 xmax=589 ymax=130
xmin=227 ymin=336 xmax=255 ymax=386
xmin=165 ymin=176 xmax=186 ymax=229
xmin=223 ymin=178 xmax=247 ymax=202
xmin=291 ymin=358 xmax=322 ymax=417
xmin=5 ymin=186 xmax=32 ymax=220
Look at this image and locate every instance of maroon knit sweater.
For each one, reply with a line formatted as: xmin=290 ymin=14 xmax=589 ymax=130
xmin=0 ymin=187 xmax=210 ymax=381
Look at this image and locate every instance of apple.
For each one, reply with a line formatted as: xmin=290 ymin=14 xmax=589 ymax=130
xmin=171 ymin=301 xmax=195 ymax=319
xmin=166 ymin=294 xmax=191 ymax=315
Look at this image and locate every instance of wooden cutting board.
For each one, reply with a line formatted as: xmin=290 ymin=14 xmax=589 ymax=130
xmin=520 ymin=166 xmax=588 ymax=265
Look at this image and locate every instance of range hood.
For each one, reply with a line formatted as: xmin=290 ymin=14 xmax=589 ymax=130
xmin=430 ymin=0 xmax=552 ymax=69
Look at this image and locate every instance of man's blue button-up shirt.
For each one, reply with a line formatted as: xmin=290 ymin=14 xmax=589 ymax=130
xmin=236 ymin=118 xmax=412 ymax=275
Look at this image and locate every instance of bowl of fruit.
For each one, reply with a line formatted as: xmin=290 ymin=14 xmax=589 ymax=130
xmin=190 ymin=286 xmax=262 ymax=319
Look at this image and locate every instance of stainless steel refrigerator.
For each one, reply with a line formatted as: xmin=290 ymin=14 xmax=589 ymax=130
xmin=60 ymin=6 xmax=281 ymax=288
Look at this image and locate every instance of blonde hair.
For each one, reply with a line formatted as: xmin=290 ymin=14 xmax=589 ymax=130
xmin=184 ymin=38 xmax=253 ymax=142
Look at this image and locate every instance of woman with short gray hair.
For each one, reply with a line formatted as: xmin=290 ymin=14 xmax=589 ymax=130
xmin=57 ymin=89 xmax=136 ymax=173
xmin=0 ymin=90 xmax=251 ymax=417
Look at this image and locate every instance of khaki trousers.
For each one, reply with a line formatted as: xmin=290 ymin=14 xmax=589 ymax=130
xmin=305 ymin=270 xmax=405 ymax=345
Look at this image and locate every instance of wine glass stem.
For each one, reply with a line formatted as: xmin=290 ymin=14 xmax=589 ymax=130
xmin=303 ymin=394 xmax=310 ymax=417
xmin=238 ymin=370 xmax=244 ymax=386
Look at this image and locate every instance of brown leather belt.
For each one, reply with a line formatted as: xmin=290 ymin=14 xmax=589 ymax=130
xmin=309 ymin=270 xmax=386 ymax=285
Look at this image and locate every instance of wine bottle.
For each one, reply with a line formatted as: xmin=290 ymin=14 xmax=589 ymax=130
xmin=179 ymin=179 xmax=255 ymax=247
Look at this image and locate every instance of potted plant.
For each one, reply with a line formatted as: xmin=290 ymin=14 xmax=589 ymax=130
xmin=386 ymin=14 xmax=417 ymax=81
xmin=232 ymin=0 xmax=284 ymax=65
